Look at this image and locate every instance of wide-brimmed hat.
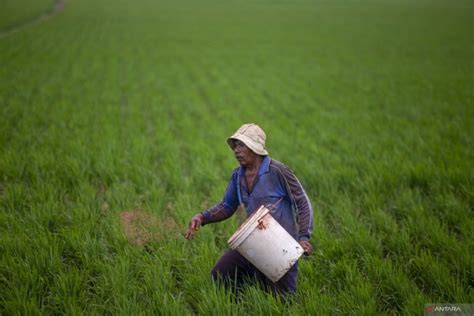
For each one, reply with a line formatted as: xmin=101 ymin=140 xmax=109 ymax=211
xmin=227 ymin=123 xmax=268 ymax=155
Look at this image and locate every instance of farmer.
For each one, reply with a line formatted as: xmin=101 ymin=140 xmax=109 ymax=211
xmin=185 ymin=123 xmax=313 ymax=296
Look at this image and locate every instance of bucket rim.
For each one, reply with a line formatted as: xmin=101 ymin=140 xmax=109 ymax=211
xmin=228 ymin=205 xmax=270 ymax=249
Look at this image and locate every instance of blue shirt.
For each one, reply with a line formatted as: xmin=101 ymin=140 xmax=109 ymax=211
xmin=202 ymin=156 xmax=313 ymax=241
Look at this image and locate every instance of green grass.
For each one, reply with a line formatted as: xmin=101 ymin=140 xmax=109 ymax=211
xmin=0 ymin=0 xmax=55 ymax=31
xmin=1 ymin=0 xmax=473 ymax=314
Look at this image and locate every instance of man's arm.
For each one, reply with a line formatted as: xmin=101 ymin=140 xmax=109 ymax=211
xmin=201 ymin=202 xmax=234 ymax=225
xmin=185 ymin=170 xmax=239 ymax=239
xmin=202 ymin=170 xmax=240 ymax=224
xmin=271 ymin=160 xmax=314 ymax=241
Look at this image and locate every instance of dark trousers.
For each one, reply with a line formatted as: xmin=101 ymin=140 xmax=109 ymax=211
xmin=211 ymin=249 xmax=298 ymax=296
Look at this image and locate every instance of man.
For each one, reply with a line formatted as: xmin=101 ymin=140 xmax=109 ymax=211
xmin=185 ymin=123 xmax=313 ymax=296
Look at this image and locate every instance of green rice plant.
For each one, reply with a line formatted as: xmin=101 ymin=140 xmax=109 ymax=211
xmin=0 ymin=0 xmax=54 ymax=31
xmin=0 ymin=0 xmax=473 ymax=314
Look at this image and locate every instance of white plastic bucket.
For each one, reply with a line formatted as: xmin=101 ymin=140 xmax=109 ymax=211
xmin=228 ymin=205 xmax=304 ymax=283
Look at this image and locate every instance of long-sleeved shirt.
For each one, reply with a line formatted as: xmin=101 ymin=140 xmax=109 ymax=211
xmin=202 ymin=156 xmax=313 ymax=241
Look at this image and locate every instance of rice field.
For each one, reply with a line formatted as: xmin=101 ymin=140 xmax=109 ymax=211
xmin=0 ymin=0 xmax=54 ymax=31
xmin=0 ymin=0 xmax=473 ymax=314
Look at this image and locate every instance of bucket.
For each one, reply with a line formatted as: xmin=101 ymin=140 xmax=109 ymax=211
xmin=228 ymin=205 xmax=304 ymax=283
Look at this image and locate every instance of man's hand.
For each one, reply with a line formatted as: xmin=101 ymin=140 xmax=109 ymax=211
xmin=185 ymin=214 xmax=204 ymax=240
xmin=299 ymin=240 xmax=313 ymax=256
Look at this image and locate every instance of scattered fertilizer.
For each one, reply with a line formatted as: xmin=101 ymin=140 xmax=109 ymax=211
xmin=120 ymin=209 xmax=180 ymax=246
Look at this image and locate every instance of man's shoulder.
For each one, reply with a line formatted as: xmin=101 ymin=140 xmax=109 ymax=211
xmin=269 ymin=159 xmax=297 ymax=178
xmin=269 ymin=158 xmax=290 ymax=172
xmin=269 ymin=158 xmax=285 ymax=168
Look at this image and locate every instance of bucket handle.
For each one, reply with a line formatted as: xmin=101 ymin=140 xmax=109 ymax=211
xmin=266 ymin=197 xmax=284 ymax=213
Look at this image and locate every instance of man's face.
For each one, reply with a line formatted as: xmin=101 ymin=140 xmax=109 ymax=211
xmin=231 ymin=140 xmax=258 ymax=167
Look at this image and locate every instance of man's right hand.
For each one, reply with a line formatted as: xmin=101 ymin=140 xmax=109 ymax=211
xmin=185 ymin=213 xmax=204 ymax=240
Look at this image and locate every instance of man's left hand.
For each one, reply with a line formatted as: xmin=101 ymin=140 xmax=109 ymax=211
xmin=299 ymin=240 xmax=313 ymax=256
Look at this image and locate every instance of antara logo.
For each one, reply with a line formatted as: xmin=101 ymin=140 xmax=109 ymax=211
xmin=434 ymin=305 xmax=462 ymax=312
xmin=425 ymin=304 xmax=463 ymax=313
xmin=425 ymin=305 xmax=434 ymax=313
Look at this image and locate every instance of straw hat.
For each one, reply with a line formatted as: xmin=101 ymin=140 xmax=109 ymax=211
xmin=227 ymin=123 xmax=268 ymax=155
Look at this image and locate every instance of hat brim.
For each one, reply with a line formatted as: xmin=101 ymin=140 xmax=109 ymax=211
xmin=227 ymin=134 xmax=268 ymax=156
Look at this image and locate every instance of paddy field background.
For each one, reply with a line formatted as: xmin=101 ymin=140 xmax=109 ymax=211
xmin=0 ymin=0 xmax=473 ymax=314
